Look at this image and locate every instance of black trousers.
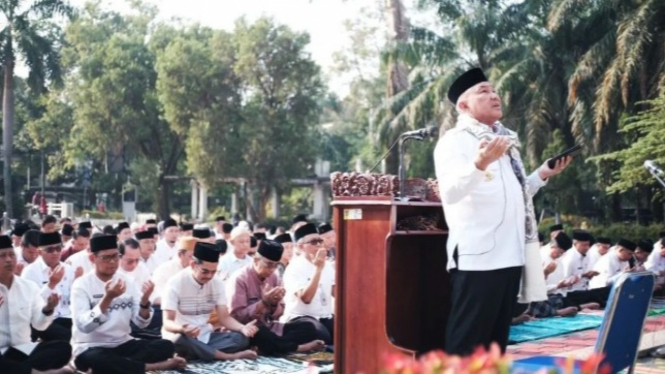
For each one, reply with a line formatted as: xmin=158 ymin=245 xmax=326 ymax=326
xmin=251 ymin=317 xmax=323 ymax=355
xmin=74 ymin=338 xmax=174 ymax=374
xmin=445 ymin=266 xmax=522 ymax=356
xmin=1 ymin=340 xmax=71 ymax=374
xmin=563 ymin=286 xmax=611 ymax=308
xmin=31 ymin=317 xmax=72 ymax=342
xmin=130 ymin=305 xmax=163 ymax=340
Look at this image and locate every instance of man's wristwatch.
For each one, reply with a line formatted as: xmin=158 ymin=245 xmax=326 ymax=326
xmin=140 ymin=301 xmax=151 ymax=309
xmin=42 ymin=308 xmax=54 ymax=316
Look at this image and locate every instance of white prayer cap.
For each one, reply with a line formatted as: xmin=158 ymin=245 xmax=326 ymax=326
xmin=130 ymin=222 xmax=140 ymax=231
xmin=230 ymin=226 xmax=251 ymax=241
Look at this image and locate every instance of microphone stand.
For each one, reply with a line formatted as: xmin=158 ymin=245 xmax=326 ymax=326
xmin=648 ymin=169 xmax=665 ymax=189
xmin=398 ymin=135 xmax=423 ymax=201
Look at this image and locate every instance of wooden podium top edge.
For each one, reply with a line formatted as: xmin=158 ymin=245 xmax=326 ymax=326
xmin=331 ymin=196 xmax=442 ymax=207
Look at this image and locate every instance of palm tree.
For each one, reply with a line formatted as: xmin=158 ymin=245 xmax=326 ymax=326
xmin=0 ymin=0 xmax=72 ymax=217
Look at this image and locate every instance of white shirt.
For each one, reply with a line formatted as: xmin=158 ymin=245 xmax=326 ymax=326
xmin=560 ymin=248 xmax=590 ymax=291
xmin=282 ymin=255 xmax=335 ymax=321
xmin=590 ymin=250 xmax=629 ymax=289
xmin=217 ymin=252 xmax=252 ymax=281
xmin=118 ymin=262 xmax=151 ymax=288
xmin=21 ymin=257 xmax=75 ymax=319
xmin=645 ymin=249 xmax=665 ymax=282
xmin=66 ymin=250 xmax=94 ymax=274
xmin=586 ymin=244 xmax=605 ymax=270
xmin=140 ymin=254 xmax=163 ymax=275
xmin=540 ymin=247 xmax=566 ymax=295
xmin=0 ymin=276 xmax=54 ymax=353
xmin=70 ymin=271 xmax=152 ymax=356
xmin=155 ymin=239 xmax=177 ymax=264
xmin=161 ymin=268 xmax=227 ymax=344
xmin=150 ymin=258 xmax=185 ymax=303
xmin=434 ymin=116 xmax=547 ymax=271
xmin=14 ymin=247 xmax=32 ymax=268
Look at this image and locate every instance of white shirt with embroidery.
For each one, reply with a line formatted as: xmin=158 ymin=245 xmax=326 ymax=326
xmin=21 ymin=257 xmax=75 ymax=319
xmin=70 ymin=271 xmax=152 ymax=356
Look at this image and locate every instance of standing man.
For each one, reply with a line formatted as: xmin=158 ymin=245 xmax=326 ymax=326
xmin=70 ymin=235 xmax=186 ymax=374
xmin=434 ymin=68 xmax=571 ymax=355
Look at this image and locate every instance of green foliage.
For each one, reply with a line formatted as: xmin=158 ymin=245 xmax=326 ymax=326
xmin=592 ymin=91 xmax=665 ymax=195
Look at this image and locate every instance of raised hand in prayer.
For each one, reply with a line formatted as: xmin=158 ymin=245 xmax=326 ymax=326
xmin=104 ymin=278 xmax=126 ymax=299
xmin=141 ymin=280 xmax=155 ymax=302
xmin=262 ymin=284 xmax=285 ymax=306
xmin=45 ymin=293 xmax=60 ymax=312
xmin=180 ymin=323 xmax=201 ymax=339
xmin=313 ymin=248 xmax=327 ymax=269
xmin=48 ymin=265 xmax=65 ymax=288
xmin=240 ymin=320 xmax=259 ymax=338
xmin=74 ymin=266 xmax=84 ymax=278
xmin=475 ymin=136 xmax=511 ymax=171
xmin=14 ymin=262 xmax=24 ymax=276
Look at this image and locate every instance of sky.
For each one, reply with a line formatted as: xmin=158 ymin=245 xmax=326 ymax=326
xmin=64 ymin=0 xmax=398 ymax=96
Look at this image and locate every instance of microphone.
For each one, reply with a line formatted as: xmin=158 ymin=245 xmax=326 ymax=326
xmin=644 ymin=160 xmax=663 ymax=175
xmin=400 ymin=126 xmax=439 ymax=140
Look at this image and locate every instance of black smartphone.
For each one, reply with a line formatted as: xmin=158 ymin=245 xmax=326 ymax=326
xmin=547 ymin=144 xmax=582 ymax=169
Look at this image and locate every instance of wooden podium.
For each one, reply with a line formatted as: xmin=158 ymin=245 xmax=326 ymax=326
xmin=332 ymin=197 xmax=452 ymax=374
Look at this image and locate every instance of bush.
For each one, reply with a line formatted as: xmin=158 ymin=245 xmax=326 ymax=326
xmin=80 ymin=210 xmax=125 ymax=220
xmin=539 ymin=217 xmax=664 ymax=242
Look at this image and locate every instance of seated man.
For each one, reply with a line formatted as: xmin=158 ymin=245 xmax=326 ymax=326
xmin=22 ymin=232 xmax=82 ymax=342
xmin=0 ymin=235 xmax=72 ymax=374
xmin=71 ymin=235 xmax=186 ymax=374
xmin=60 ymin=228 xmax=90 ymax=263
xmin=646 ymin=238 xmax=665 ymax=288
xmin=590 ymin=238 xmax=636 ymax=289
xmin=283 ymin=223 xmax=335 ymax=344
xmin=228 ymin=239 xmax=326 ymax=355
xmin=117 ymin=239 xmax=151 ymax=286
xmin=217 ymin=227 xmax=253 ymax=281
xmin=587 ymin=236 xmax=612 ymax=270
xmin=135 ymin=231 xmax=160 ymax=275
xmin=273 ymin=233 xmax=294 ymax=277
xmin=15 ymin=230 xmax=41 ymax=275
xmin=161 ymin=242 xmax=258 ymax=361
xmin=634 ymin=239 xmax=653 ymax=271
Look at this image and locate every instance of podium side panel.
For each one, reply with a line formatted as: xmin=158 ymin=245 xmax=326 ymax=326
xmin=333 ymin=203 xmax=395 ymax=374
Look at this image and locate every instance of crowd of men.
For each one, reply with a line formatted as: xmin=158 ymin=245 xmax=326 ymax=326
xmin=513 ymin=224 xmax=665 ymax=322
xmin=0 ymin=213 xmax=336 ymax=374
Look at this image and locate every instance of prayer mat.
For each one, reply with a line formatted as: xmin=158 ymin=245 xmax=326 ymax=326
xmin=147 ymin=356 xmax=333 ymax=374
xmin=509 ymin=314 xmax=603 ymax=344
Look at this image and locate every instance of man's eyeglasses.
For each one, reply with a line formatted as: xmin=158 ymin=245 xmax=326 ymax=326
xmin=196 ymin=264 xmax=217 ymax=276
xmin=123 ymin=258 xmax=140 ymax=265
xmin=96 ymin=253 xmax=120 ymax=263
xmin=303 ymin=238 xmax=324 ymax=246
xmin=41 ymin=245 xmax=63 ymax=254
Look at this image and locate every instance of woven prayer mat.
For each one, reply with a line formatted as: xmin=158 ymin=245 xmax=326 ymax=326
xmin=147 ymin=355 xmax=333 ymax=374
xmin=508 ymin=314 xmax=604 ymax=344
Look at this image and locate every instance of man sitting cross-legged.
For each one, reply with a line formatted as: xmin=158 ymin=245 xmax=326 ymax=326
xmin=71 ymin=235 xmax=186 ymax=374
xmin=0 ymin=235 xmax=73 ymax=374
xmin=228 ymin=239 xmax=326 ymax=355
xmin=161 ymin=242 xmax=259 ymax=361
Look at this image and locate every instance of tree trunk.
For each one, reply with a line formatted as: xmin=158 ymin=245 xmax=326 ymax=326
xmin=156 ymin=177 xmax=171 ymax=220
xmin=3 ymin=62 xmax=14 ymax=218
xmin=610 ymin=193 xmax=622 ymax=222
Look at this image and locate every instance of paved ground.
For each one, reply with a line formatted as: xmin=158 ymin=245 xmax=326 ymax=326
xmin=508 ymin=314 xmax=665 ymax=372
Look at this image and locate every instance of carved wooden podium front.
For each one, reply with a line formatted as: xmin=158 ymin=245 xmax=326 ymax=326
xmin=332 ymin=192 xmax=451 ymax=374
